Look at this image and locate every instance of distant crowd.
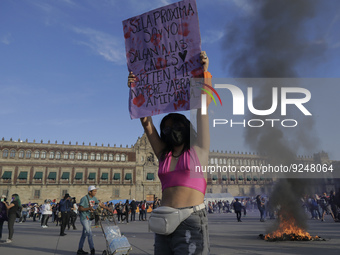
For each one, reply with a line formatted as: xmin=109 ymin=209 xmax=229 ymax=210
xmin=207 ymin=189 xmax=340 ymax=223
xmin=1 ymin=189 xmax=339 ymax=244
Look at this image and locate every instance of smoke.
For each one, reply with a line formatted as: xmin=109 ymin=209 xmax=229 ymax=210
xmin=222 ymin=0 xmax=328 ymax=231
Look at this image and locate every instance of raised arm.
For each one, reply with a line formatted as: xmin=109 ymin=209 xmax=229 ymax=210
xmin=128 ymin=72 xmax=165 ymax=159
xmin=195 ymin=51 xmax=212 ymax=165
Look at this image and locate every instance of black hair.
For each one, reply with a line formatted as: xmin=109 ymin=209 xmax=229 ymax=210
xmin=159 ymin=113 xmax=197 ymax=160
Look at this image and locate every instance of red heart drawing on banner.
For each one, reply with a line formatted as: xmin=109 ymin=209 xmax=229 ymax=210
xmin=133 ymin=94 xmax=145 ymax=107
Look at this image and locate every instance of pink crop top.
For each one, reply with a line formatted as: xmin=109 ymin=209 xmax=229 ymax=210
xmin=158 ymin=148 xmax=207 ymax=195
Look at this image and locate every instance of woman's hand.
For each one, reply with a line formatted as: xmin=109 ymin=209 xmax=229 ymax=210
xmin=200 ymin=51 xmax=209 ymax=72
xmin=128 ymin=71 xmax=136 ymax=88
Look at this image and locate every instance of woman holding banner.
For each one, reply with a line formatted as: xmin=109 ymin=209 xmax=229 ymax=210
xmin=128 ymin=51 xmax=212 ymax=255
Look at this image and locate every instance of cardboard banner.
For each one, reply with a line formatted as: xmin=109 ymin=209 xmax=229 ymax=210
xmin=123 ymin=0 xmax=202 ymax=119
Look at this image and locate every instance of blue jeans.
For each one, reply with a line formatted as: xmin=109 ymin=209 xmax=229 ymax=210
xmin=154 ymin=208 xmax=210 ymax=255
xmin=78 ymin=218 xmax=94 ymax=250
xmin=259 ymin=208 xmax=266 ymax=220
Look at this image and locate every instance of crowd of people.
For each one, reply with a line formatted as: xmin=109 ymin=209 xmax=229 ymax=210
xmin=206 ymin=190 xmax=340 ymax=224
xmin=0 ymin=192 xmax=158 ymax=241
xmin=303 ymin=190 xmax=340 ymax=222
xmin=1 ymin=189 xmax=340 ymax=252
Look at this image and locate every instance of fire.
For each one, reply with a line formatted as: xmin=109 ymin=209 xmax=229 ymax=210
xmin=264 ymin=215 xmax=317 ymax=241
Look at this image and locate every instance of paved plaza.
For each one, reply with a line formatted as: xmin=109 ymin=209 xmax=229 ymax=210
xmin=0 ymin=211 xmax=339 ymax=255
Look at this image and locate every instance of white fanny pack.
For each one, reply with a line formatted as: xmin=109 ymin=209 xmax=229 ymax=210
xmin=148 ymin=203 xmax=205 ymax=235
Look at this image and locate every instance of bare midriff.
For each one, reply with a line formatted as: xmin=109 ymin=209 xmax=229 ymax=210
xmin=161 ymin=186 xmax=205 ymax=208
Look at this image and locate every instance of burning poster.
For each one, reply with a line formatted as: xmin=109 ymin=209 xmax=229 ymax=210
xmin=123 ymin=0 xmax=202 ymax=119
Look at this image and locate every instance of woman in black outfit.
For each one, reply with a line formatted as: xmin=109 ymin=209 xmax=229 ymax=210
xmin=3 ymin=193 xmax=21 ymax=243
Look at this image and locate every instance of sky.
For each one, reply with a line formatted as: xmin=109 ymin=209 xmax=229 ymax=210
xmin=1 ymin=0 xmax=339 ymax=159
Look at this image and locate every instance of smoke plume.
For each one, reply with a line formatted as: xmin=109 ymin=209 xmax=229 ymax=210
xmin=222 ymin=0 xmax=328 ymax=231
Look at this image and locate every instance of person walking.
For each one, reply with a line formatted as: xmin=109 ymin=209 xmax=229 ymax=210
xmin=130 ymin=199 xmax=137 ymax=222
xmin=77 ymin=186 xmax=114 ymax=255
xmin=33 ymin=204 xmax=39 ymax=222
xmin=41 ymin=199 xmax=52 ymax=228
xmin=0 ymin=195 xmax=8 ymax=242
xmin=20 ymin=205 xmax=28 ymax=223
xmin=256 ymin=195 xmax=266 ymax=222
xmin=233 ymin=198 xmax=243 ymax=222
xmin=69 ymin=197 xmax=78 ymax=230
xmin=140 ymin=200 xmax=147 ymax=221
xmin=153 ymin=197 xmax=160 ymax=210
xmin=59 ymin=193 xmax=72 ymax=236
xmin=115 ymin=202 xmax=123 ymax=223
xmin=320 ymin=192 xmax=336 ymax=222
xmin=2 ymin=194 xmax=21 ymax=243
xmin=123 ymin=199 xmax=130 ymax=224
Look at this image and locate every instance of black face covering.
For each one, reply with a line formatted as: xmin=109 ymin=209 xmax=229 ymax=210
xmin=163 ymin=127 xmax=187 ymax=147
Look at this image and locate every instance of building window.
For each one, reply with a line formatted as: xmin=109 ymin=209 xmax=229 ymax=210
xmin=10 ymin=150 xmax=16 ymax=158
xmin=101 ymin=173 xmax=108 ymax=180
xmin=1 ymin=189 xmax=9 ymax=197
xmin=214 ymin=158 xmax=218 ymax=164
xmin=74 ymin=172 xmax=83 ymax=180
xmin=113 ymin=189 xmax=120 ymax=197
xmin=113 ymin=173 xmax=121 ymax=180
xmin=64 ymin=152 xmax=69 ymax=160
xmin=18 ymin=171 xmax=28 ymax=180
xmin=125 ymin=173 xmax=132 ymax=181
xmin=1 ymin=171 xmax=12 ymax=180
xmin=96 ymin=153 xmax=101 ymax=160
xmin=223 ymin=158 xmax=226 ymax=165
xmin=2 ymin=149 xmax=8 ymax=158
xmin=83 ymin=153 xmax=88 ymax=160
xmin=34 ymin=190 xmax=40 ymax=199
xmin=115 ymin=154 xmax=120 ymax=161
xmin=26 ymin=151 xmax=31 ymax=159
xmin=49 ymin=151 xmax=54 ymax=159
xmin=56 ymin=151 xmax=61 ymax=159
xmin=70 ymin=152 xmax=75 ymax=159
xmin=33 ymin=172 xmax=43 ymax=180
xmin=19 ymin=150 xmax=24 ymax=158
xmin=47 ymin=172 xmax=57 ymax=180
xmin=61 ymin=172 xmax=70 ymax=180
xmin=109 ymin=154 xmax=113 ymax=161
xmin=88 ymin=173 xmax=96 ymax=180
xmin=41 ymin=151 xmax=46 ymax=159
xmin=34 ymin=151 xmax=40 ymax=159
xmin=91 ymin=153 xmax=95 ymax=160
xmin=236 ymin=159 xmax=239 ymax=165
xmin=103 ymin=154 xmax=108 ymax=161
xmin=146 ymin=173 xmax=154 ymax=180
xmin=121 ymin=154 xmax=126 ymax=162
xmin=219 ymin=158 xmax=222 ymax=165
xmin=210 ymin=158 xmax=214 ymax=164
xmin=61 ymin=190 xmax=68 ymax=197
xmin=77 ymin=153 xmax=82 ymax=160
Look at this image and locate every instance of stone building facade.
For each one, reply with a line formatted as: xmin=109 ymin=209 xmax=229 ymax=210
xmin=0 ymin=136 xmax=338 ymax=204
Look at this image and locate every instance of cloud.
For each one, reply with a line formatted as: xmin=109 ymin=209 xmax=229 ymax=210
xmin=231 ymin=0 xmax=255 ymax=15
xmin=72 ymin=27 xmax=125 ymax=64
xmin=201 ymin=30 xmax=224 ymax=44
xmin=1 ymin=33 xmax=12 ymax=45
